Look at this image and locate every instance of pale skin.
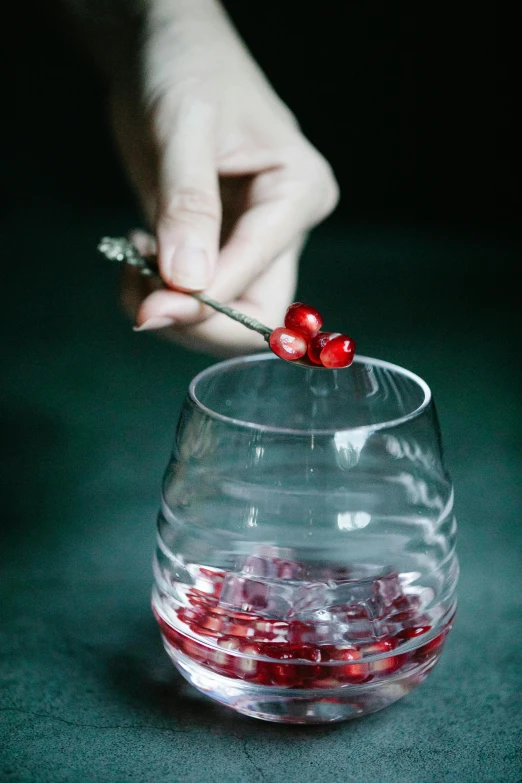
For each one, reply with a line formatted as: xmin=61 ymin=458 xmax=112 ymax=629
xmin=72 ymin=0 xmax=339 ymax=356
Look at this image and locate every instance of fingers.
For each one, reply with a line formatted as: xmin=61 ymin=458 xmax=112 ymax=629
xmin=129 ymin=229 xmax=157 ymax=257
xmin=123 ymin=244 xmax=300 ymax=356
xmin=127 ymin=230 xmax=209 ymax=327
xmin=155 ymin=99 xmax=221 ymax=292
xmin=156 ymin=246 xmax=300 ymax=356
xmin=132 ymin=287 xmax=206 ymax=330
xmin=204 ymin=148 xmax=337 ymax=305
xmin=127 ymin=143 xmax=336 ymax=337
xmin=127 ymin=224 xmax=303 ymax=334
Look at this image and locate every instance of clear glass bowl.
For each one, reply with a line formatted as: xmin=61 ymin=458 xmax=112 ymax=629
xmin=152 ymin=354 xmax=458 ymax=724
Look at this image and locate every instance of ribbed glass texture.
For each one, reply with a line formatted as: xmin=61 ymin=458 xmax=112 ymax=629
xmin=152 ymin=354 xmax=458 ymax=723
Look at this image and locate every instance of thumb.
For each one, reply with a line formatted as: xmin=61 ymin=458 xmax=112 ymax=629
xmin=156 ymin=99 xmax=221 ymax=292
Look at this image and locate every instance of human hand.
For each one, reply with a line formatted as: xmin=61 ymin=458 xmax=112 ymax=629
xmin=111 ymin=0 xmax=338 ymax=356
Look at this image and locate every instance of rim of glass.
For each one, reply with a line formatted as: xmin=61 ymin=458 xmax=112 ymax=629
xmin=188 ymin=353 xmax=432 ymax=435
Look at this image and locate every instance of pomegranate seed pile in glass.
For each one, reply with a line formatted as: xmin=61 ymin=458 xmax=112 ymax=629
xmin=269 ymin=302 xmax=356 ymax=368
xmin=154 ymin=549 xmax=453 ymax=690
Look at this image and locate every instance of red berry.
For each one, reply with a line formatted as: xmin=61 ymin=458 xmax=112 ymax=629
xmin=266 ymin=647 xmax=301 ymax=687
xmin=307 ymin=331 xmax=340 ymax=365
xmin=295 ymin=644 xmax=323 ymax=664
xmin=320 ymin=334 xmax=356 ymax=369
xmin=207 ymin=605 xmax=228 ymax=617
xmin=198 ymin=613 xmax=224 ymax=633
xmin=236 ymin=642 xmax=265 ymax=680
xmin=156 ymin=615 xmax=183 ymax=649
xmin=311 ymin=676 xmax=343 ymax=689
xmin=181 ymin=635 xmax=209 ymax=664
xmin=284 ymin=302 xmax=323 ymax=339
xmin=269 ymin=327 xmax=308 ymax=361
xmin=199 ymin=566 xmax=226 ymax=580
xmin=208 ymin=637 xmax=241 ymax=676
xmin=185 ymin=589 xmax=217 ymax=608
xmin=274 ymin=557 xmax=303 ymax=580
xmin=177 ymin=606 xmax=205 ymax=625
xmin=287 ymin=620 xmax=314 ymax=645
xmin=363 ymin=639 xmax=403 ymax=676
xmin=227 ymin=621 xmax=256 ymax=639
xmin=252 ymin=619 xmax=289 ymax=643
xmin=267 ymin=645 xmax=296 ymax=661
xmin=327 ymin=645 xmax=368 ymax=683
xmin=227 ymin=610 xmax=259 ymax=623
xmin=364 ymin=638 xmax=398 ymax=654
xmin=188 ymin=624 xmax=220 ymax=640
xmin=388 ymin=611 xmax=415 ymax=625
xmin=293 ymin=644 xmax=325 ymax=682
xmin=414 ymin=631 xmax=445 ymax=660
xmin=397 ymin=625 xmax=432 ymax=641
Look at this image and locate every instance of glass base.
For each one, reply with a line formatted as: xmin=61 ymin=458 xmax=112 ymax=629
xmin=166 ymin=643 xmax=440 ymax=724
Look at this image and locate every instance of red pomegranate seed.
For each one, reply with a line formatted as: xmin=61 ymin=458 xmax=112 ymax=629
xmin=414 ymin=631 xmax=445 ymax=659
xmin=155 ymin=556 xmax=455 ymax=691
xmin=156 ymin=616 xmax=183 ymax=649
xmin=307 ymin=331 xmax=340 ymax=365
xmin=320 ymin=334 xmax=356 ymax=369
xmin=388 ymin=611 xmax=415 ymax=624
xmin=199 ymin=567 xmax=226 ymax=579
xmin=189 ymin=628 xmax=221 ymax=643
xmin=284 ymin=302 xmax=323 ymax=339
xmin=295 ymin=644 xmax=323 ymax=663
xmin=185 ymin=589 xmax=217 ymax=608
xmin=236 ymin=642 xmax=264 ymax=680
xmin=269 ymin=327 xmax=308 ymax=361
xmin=181 ymin=635 xmax=209 ymax=663
xmin=208 ymin=637 xmax=241 ymax=677
xmin=364 ymin=638 xmax=397 ymax=654
xmin=208 ymin=605 xmax=228 ymax=617
xmin=391 ymin=595 xmax=412 ymax=612
xmin=311 ymin=677 xmax=343 ymax=689
xmin=177 ymin=606 xmax=205 ymax=625
xmin=397 ymin=625 xmax=432 ymax=641
xmin=227 ymin=621 xmax=256 ymax=639
xmin=274 ymin=557 xmax=302 ymax=579
xmin=253 ymin=619 xmax=289 ymax=642
xmin=212 ymin=583 xmax=224 ymax=600
xmin=363 ymin=638 xmax=403 ymax=676
xmin=222 ymin=613 xmax=255 ymax=634
xmin=387 ymin=597 xmax=421 ymax=629
xmin=227 ymin=610 xmax=259 ymax=623
xmin=287 ymin=621 xmax=314 ymax=645
xmin=327 ymin=645 xmax=368 ymax=683
xmin=293 ymin=644 xmax=325 ymax=681
xmin=266 ymin=647 xmax=301 ymax=688
xmin=198 ymin=614 xmax=224 ymax=633
xmin=191 ymin=577 xmax=223 ymax=599
xmin=267 ymin=646 xmax=295 ymax=659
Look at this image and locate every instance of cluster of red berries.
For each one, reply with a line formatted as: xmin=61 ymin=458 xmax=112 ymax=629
xmin=154 ymin=564 xmax=453 ymax=690
xmin=269 ymin=302 xmax=356 ymax=368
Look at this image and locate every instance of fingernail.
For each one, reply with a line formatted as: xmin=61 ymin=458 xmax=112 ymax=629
xmin=168 ymin=247 xmax=211 ymax=290
xmin=133 ymin=316 xmax=176 ymax=332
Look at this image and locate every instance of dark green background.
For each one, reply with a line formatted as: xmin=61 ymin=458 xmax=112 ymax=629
xmin=1 ymin=4 xmax=521 ymax=782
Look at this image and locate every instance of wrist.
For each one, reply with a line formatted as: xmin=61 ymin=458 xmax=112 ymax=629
xmin=96 ymin=0 xmax=234 ymax=86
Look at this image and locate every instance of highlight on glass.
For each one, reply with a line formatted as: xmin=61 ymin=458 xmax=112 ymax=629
xmin=152 ymin=354 xmax=458 ymax=723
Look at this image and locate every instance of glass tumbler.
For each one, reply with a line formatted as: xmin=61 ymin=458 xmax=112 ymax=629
xmin=152 ymin=354 xmax=458 ymax=723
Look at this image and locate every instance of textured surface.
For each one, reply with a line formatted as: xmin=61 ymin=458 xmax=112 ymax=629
xmin=1 ymin=209 xmax=521 ymax=783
